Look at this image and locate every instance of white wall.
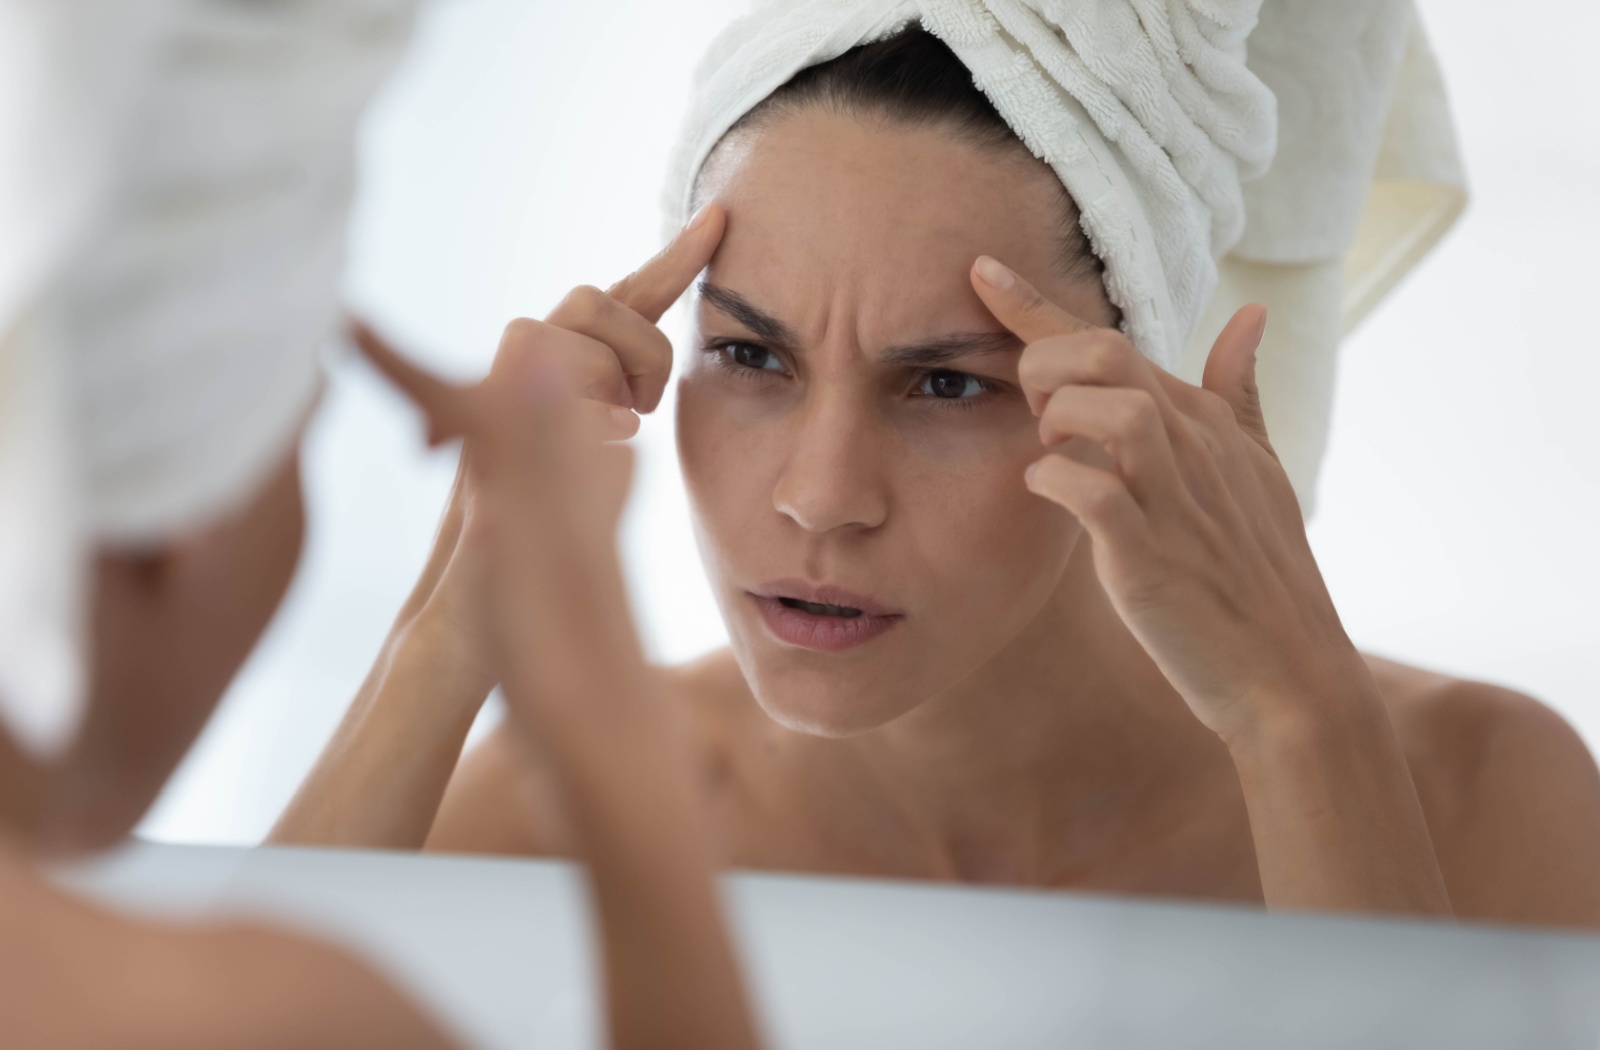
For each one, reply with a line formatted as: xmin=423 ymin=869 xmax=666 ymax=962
xmin=139 ymin=0 xmax=1600 ymax=845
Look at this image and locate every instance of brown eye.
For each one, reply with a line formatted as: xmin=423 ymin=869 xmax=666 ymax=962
xmin=726 ymin=343 xmax=779 ymax=372
xmin=922 ymin=369 xmax=980 ymax=399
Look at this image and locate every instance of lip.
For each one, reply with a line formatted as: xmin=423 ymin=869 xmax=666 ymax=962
xmin=748 ymin=579 xmax=903 ymax=653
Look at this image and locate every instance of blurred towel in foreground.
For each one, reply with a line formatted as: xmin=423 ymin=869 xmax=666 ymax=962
xmin=0 ymin=0 xmax=418 ymax=756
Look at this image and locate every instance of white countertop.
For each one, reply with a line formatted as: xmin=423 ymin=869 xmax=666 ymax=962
xmin=59 ymin=842 xmax=1600 ymax=1050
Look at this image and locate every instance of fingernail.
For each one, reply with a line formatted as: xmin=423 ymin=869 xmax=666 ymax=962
xmin=1023 ymin=460 xmax=1040 ymax=487
xmin=609 ymin=405 xmax=638 ymax=430
xmin=686 ymin=203 xmax=714 ymax=233
xmin=974 ymin=256 xmax=1015 ymax=289
xmin=1249 ymin=306 xmax=1268 ymax=353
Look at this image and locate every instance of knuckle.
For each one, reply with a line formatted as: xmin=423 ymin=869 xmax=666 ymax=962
xmin=557 ymin=284 xmax=611 ymax=327
xmin=502 ymin=316 xmax=543 ymax=344
xmin=1017 ymin=347 xmax=1053 ymax=389
xmin=1079 ymin=476 xmax=1122 ymax=517
xmin=1017 ymin=283 xmax=1050 ymax=314
xmin=1116 ymin=390 xmax=1160 ymax=436
xmin=499 ymin=317 xmax=550 ymax=361
xmin=1083 ymin=333 xmax=1126 ymax=377
xmin=1037 ymin=400 xmax=1068 ymax=443
xmin=1020 ymin=335 xmax=1078 ymax=386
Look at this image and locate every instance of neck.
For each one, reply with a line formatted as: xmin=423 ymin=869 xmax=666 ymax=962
xmin=852 ymin=542 xmax=1218 ymax=882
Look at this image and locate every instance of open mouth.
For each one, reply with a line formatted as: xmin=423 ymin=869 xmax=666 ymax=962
xmin=751 ymin=581 xmax=900 ymax=653
xmin=778 ymin=597 xmax=863 ymax=618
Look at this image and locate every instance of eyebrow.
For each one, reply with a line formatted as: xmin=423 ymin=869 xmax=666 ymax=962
xmin=698 ymin=280 xmax=1024 ymax=369
xmin=698 ymin=282 xmax=801 ymax=349
xmin=879 ymin=330 xmax=1022 ymax=368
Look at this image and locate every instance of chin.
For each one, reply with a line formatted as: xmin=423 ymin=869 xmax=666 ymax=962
xmin=742 ymin=659 xmax=927 ymax=737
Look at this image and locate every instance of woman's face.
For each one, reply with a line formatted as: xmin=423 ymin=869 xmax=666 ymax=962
xmin=677 ymin=109 xmax=1117 ymax=736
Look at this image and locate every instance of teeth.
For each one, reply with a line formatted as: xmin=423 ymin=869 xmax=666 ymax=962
xmin=780 ymin=597 xmax=863 ymax=618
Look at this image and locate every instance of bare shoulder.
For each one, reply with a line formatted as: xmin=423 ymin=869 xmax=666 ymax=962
xmin=0 ymin=851 xmax=451 ymax=1049
xmin=1364 ymin=653 xmax=1600 ymax=928
xmin=427 ymin=649 xmax=755 ymax=858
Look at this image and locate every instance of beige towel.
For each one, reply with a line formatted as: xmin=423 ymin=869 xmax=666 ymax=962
xmin=1181 ymin=3 xmax=1467 ymax=515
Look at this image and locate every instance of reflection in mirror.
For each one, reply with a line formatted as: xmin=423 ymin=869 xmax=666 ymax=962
xmin=147 ymin=0 xmax=1600 ymax=933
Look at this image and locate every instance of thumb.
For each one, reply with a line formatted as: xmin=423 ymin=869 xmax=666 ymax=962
xmin=1200 ymin=304 xmax=1271 ymax=449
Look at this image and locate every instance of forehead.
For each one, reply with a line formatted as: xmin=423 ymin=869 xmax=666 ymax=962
xmin=697 ymin=110 xmax=1070 ymax=342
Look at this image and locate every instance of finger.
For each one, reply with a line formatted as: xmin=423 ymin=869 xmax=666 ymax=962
xmin=572 ymin=398 xmax=641 ymax=443
xmin=349 ymin=317 xmax=477 ymax=445
xmin=1017 ymin=326 xmax=1177 ymax=417
xmin=1024 ymin=453 xmax=1149 ymax=546
xmin=1200 ymin=304 xmax=1271 ymax=449
xmin=471 ymin=365 xmax=648 ymax=707
xmin=608 ymin=202 xmax=727 ymax=325
xmin=546 ymin=285 xmax=676 ymax=413
xmin=1038 ymin=385 xmax=1183 ymax=506
xmin=969 ymin=255 xmax=1100 ymax=344
xmin=499 ymin=317 xmax=634 ymax=406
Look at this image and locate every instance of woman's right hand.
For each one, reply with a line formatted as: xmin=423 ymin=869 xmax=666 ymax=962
xmin=384 ymin=203 xmax=729 ymax=686
xmin=358 ymin=203 xmax=760 ymax=1050
xmin=269 ymin=207 xmax=728 ymax=852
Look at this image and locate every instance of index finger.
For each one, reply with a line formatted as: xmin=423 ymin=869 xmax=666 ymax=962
xmin=969 ymin=255 xmax=1099 ymax=344
xmin=607 ymin=202 xmax=727 ymax=324
xmin=349 ymin=317 xmax=479 ymax=446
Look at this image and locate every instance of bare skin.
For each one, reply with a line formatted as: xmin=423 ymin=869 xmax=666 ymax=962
xmin=1 ymin=211 xmax=764 ymax=1047
xmin=275 ymin=110 xmax=1600 ymax=928
xmin=1 ymin=452 xmax=457 ymax=1049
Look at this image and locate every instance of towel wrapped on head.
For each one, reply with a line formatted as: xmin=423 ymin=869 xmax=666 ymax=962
xmin=666 ymin=0 xmax=1466 ymax=513
xmin=667 ymin=0 xmax=1279 ymax=374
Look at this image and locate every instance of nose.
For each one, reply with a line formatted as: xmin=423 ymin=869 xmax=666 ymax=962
xmin=772 ymin=394 xmax=889 ymax=534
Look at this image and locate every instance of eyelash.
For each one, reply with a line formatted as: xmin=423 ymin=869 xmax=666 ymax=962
xmin=702 ymin=340 xmax=999 ymax=412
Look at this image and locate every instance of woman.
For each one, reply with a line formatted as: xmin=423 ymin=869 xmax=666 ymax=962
xmin=275 ymin=20 xmax=1600 ymax=926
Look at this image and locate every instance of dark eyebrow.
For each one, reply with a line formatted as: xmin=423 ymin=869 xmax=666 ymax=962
xmin=879 ymin=330 xmax=1023 ymax=368
xmin=697 ymin=280 xmax=1021 ymax=367
xmin=697 ymin=282 xmax=801 ymax=349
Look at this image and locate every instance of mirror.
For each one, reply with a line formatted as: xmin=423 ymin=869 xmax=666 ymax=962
xmin=133 ymin=0 xmax=1600 ymax=932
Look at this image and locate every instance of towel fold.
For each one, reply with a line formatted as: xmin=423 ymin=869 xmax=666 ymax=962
xmin=1180 ymin=2 xmax=1467 ymax=512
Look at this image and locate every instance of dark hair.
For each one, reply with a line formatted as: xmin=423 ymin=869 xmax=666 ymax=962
xmin=704 ymin=24 xmax=1105 ymax=285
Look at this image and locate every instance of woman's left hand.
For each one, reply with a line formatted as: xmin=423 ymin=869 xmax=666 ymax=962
xmin=971 ymin=256 xmax=1454 ymax=918
xmin=969 ymin=255 xmax=1376 ymax=747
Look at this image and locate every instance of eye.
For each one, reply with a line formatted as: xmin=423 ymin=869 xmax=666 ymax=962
xmin=917 ymin=369 xmax=986 ymax=400
xmin=720 ymin=341 xmax=784 ymax=373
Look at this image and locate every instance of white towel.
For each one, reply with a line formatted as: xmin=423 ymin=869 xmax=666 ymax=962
xmin=665 ymin=0 xmax=1465 ymax=515
xmin=666 ymin=0 xmax=1278 ymax=373
xmin=1180 ymin=2 xmax=1467 ymax=513
xmin=0 ymin=0 xmax=417 ymax=757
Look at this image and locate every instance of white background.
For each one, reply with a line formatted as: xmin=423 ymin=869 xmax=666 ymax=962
xmin=140 ymin=0 xmax=1600 ymax=845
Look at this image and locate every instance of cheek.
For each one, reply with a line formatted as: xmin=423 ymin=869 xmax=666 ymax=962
xmin=895 ymin=422 xmax=1077 ymax=629
xmin=676 ymin=378 xmax=775 ymax=559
